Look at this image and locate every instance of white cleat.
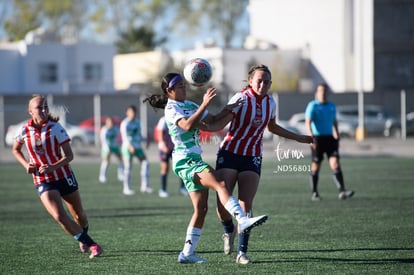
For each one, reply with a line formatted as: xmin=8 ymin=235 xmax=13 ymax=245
xmin=239 ymin=215 xmax=268 ymax=233
xmin=177 ymin=252 xmax=207 ymax=264
xmin=338 ymin=190 xmax=354 ymax=200
xmin=123 ymin=189 xmax=135 ymax=195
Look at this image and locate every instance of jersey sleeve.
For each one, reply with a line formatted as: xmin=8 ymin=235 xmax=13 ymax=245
xmin=165 ymin=104 xmax=183 ymax=126
xmin=54 ymin=123 xmax=71 ymax=144
xmin=305 ymin=101 xmax=314 ymax=119
xmin=227 ymin=92 xmax=245 ymax=114
xmin=14 ymin=124 xmax=27 ymax=144
xmin=269 ymin=95 xmax=276 ymax=119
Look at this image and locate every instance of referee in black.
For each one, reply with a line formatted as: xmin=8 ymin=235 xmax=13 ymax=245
xmin=305 ymin=83 xmax=354 ymax=201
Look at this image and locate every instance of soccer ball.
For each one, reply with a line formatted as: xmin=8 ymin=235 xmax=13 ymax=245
xmin=183 ymin=58 xmax=212 ymax=87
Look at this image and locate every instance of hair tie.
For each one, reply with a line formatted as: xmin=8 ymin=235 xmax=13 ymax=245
xmin=168 ymin=75 xmax=183 ymax=88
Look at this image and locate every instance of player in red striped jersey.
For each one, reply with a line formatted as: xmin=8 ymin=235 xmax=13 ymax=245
xmin=12 ymin=95 xmax=103 ymax=259
xmin=215 ymin=64 xmax=313 ymax=264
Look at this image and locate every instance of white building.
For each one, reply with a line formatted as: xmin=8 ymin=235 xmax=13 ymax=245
xmin=170 ymin=47 xmax=303 ymax=93
xmin=0 ymin=36 xmax=115 ymax=94
xmin=248 ymin=0 xmax=374 ymax=92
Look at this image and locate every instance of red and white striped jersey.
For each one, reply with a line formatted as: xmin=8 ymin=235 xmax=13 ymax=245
xmin=15 ymin=119 xmax=73 ymax=186
xmin=220 ymin=88 xmax=276 ymax=156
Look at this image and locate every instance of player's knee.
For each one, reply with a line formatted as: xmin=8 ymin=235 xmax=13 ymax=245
xmin=194 ymin=204 xmax=208 ymax=216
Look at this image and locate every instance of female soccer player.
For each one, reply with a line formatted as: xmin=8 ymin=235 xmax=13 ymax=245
xmin=215 ymin=64 xmax=313 ymax=264
xmin=99 ymin=116 xmax=124 ymax=183
xmin=12 ymin=95 xmax=103 ymax=259
xmin=120 ymin=105 xmax=152 ymax=195
xmin=155 ymin=116 xmax=188 ymax=198
xmin=144 ymin=73 xmax=268 ymax=264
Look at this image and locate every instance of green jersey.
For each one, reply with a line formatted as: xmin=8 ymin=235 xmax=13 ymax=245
xmin=120 ymin=117 xmax=143 ymax=149
xmin=164 ymin=99 xmax=208 ymax=158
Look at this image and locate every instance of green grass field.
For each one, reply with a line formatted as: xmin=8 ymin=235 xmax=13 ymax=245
xmin=1 ymin=157 xmax=413 ymax=274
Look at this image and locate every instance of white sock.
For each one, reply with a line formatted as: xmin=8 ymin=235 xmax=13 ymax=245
xmin=117 ymin=162 xmax=124 ymax=180
xmin=224 ymin=196 xmax=247 ymax=223
xmin=99 ymin=161 xmax=108 ymax=179
xmin=123 ymin=161 xmax=131 ymax=190
xmin=140 ymin=160 xmax=149 ymax=189
xmin=182 ymin=227 xmax=202 ymax=256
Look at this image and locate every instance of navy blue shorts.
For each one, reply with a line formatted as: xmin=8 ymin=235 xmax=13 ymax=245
xmin=216 ymin=149 xmax=262 ymax=176
xmin=159 ymin=149 xmax=172 ymax=162
xmin=311 ymin=135 xmax=340 ymax=163
xmin=36 ymin=174 xmax=79 ymax=196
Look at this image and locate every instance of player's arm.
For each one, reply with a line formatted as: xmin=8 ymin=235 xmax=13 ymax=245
xmin=38 ymin=142 xmax=74 ymax=174
xmin=268 ymin=118 xmax=313 ymax=144
xmin=198 ymin=97 xmax=244 ymax=132
xmin=305 ymin=117 xmax=317 ymax=149
xmin=177 ymin=88 xmax=216 ymax=131
xmin=305 ymin=117 xmax=314 ymax=137
xmin=332 ymin=119 xmax=340 ymax=140
xmin=12 ymin=141 xmax=36 ymax=174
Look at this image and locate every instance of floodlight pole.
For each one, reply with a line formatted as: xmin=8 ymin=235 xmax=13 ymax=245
xmin=93 ymin=94 xmax=101 ymax=147
xmin=356 ymin=0 xmax=366 ymax=141
xmin=401 ymin=89 xmax=406 ymax=140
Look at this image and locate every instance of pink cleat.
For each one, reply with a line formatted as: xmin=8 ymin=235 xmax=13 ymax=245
xmin=89 ymin=244 xmax=103 ymax=259
xmin=79 ymin=242 xmax=89 ymax=253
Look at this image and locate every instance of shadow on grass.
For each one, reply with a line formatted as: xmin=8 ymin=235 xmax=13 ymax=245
xmin=87 ymin=205 xmax=190 ymax=219
xmin=0 ymin=205 xmax=190 ymax=220
xmin=252 ymin=247 xmax=414 ymax=264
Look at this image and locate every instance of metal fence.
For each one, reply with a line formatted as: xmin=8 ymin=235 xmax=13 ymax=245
xmin=0 ymin=89 xmax=412 ymax=149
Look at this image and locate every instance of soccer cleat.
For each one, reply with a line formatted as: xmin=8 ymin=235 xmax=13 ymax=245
xmin=338 ymin=190 xmax=354 ymax=200
xmin=117 ymin=175 xmax=124 ymax=182
xmin=236 ymin=253 xmax=251 ymax=265
xmin=177 ymin=251 xmax=207 ymax=264
xmin=79 ymin=242 xmax=88 ymax=253
xmin=222 ymin=230 xmax=236 ymax=255
xmin=99 ymin=176 xmax=106 ymax=183
xmin=239 ymin=215 xmax=268 ymax=233
xmin=89 ymin=244 xmax=103 ymax=259
xmin=311 ymin=192 xmax=321 ymax=201
xmin=158 ymin=190 xmax=169 ymax=198
xmin=140 ymin=187 xmax=154 ymax=194
xmin=123 ymin=189 xmax=135 ymax=196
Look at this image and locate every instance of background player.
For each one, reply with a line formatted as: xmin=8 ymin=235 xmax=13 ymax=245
xmin=305 ymin=83 xmax=354 ymax=201
xmin=120 ymin=105 xmax=152 ymax=195
xmin=99 ymin=116 xmax=124 ymax=183
xmin=12 ymin=95 xmax=103 ymax=259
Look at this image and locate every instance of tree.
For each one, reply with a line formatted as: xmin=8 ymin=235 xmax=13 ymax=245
xmin=199 ymin=0 xmax=249 ymax=48
xmin=3 ymin=0 xmax=41 ymax=41
xmin=1 ymin=0 xmax=249 ymax=50
xmin=116 ymin=26 xmax=166 ymax=53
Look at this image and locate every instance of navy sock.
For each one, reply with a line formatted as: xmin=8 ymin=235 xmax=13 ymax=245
xmin=238 ymin=231 xmax=250 ymax=253
xmin=160 ymin=175 xmax=167 ymax=191
xmin=221 ymin=220 xmax=234 ymax=234
xmin=333 ymin=168 xmax=345 ymax=191
xmin=311 ymin=171 xmax=319 ymax=193
xmin=76 ymin=231 xmax=95 ymax=247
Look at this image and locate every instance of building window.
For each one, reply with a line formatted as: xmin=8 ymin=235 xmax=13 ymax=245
xmin=84 ymin=63 xmax=102 ymax=82
xmin=39 ymin=63 xmax=58 ymax=83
